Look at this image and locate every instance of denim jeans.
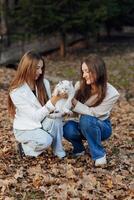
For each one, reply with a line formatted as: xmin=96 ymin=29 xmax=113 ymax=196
xmin=63 ymin=115 xmax=112 ymax=160
xmin=14 ymin=118 xmax=65 ymax=158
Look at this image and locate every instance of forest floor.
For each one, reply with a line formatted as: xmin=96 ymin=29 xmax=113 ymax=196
xmin=0 ymin=39 xmax=134 ymax=200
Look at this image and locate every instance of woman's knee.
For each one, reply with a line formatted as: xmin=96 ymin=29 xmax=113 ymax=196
xmin=37 ymin=132 xmax=53 ymax=149
xmin=80 ymin=115 xmax=96 ymax=128
xmin=63 ymin=121 xmax=78 ymax=140
xmin=44 ymin=133 xmax=53 ymax=147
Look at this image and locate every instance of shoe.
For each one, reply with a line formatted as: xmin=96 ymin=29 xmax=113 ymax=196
xmin=54 ymin=151 xmax=66 ymax=159
xmin=72 ymin=151 xmax=85 ymax=157
xmin=95 ymin=154 xmax=107 ymax=166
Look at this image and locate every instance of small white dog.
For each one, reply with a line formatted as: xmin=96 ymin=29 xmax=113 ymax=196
xmin=49 ymin=80 xmax=75 ymax=118
xmin=42 ymin=80 xmax=75 ymax=130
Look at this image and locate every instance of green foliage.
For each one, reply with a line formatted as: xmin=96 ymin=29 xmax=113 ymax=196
xmin=9 ymin=0 xmax=47 ymax=36
xmin=2 ymin=0 xmax=134 ymax=43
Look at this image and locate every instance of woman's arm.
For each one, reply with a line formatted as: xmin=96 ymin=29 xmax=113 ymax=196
xmin=72 ymin=85 xmax=120 ymax=119
xmin=10 ymin=91 xmax=66 ymax=123
xmin=73 ymin=95 xmax=119 ymax=117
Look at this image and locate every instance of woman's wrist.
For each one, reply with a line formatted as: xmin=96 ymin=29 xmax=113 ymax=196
xmin=51 ymin=92 xmax=68 ymax=106
xmin=45 ymin=100 xmax=55 ymax=113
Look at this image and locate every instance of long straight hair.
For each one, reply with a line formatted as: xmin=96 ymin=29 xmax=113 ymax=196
xmin=75 ymin=54 xmax=107 ymax=106
xmin=8 ymin=51 xmax=48 ymax=117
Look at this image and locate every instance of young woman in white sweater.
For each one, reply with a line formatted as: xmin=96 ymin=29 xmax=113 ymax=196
xmin=63 ymin=54 xmax=119 ymax=166
xmin=8 ymin=51 xmax=66 ymax=158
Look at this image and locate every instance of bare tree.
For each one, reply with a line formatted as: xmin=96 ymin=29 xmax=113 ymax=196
xmin=0 ymin=0 xmax=10 ymax=47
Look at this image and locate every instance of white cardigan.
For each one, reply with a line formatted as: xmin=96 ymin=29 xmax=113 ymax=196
xmin=10 ymin=79 xmax=55 ymax=130
xmin=73 ymin=82 xmax=120 ymax=121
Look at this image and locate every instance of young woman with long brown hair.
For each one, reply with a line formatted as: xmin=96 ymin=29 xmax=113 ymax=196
xmin=63 ymin=54 xmax=119 ymax=166
xmin=8 ymin=50 xmax=66 ymax=158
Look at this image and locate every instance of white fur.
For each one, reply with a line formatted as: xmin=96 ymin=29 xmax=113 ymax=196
xmin=49 ymin=80 xmax=75 ymax=118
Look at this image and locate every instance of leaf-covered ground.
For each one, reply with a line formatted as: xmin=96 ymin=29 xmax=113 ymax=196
xmin=0 ymin=41 xmax=134 ymax=200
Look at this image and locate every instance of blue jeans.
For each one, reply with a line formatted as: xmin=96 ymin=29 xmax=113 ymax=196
xmin=63 ymin=115 xmax=112 ymax=160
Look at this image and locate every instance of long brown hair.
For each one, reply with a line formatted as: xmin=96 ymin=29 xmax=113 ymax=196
xmin=8 ymin=50 xmax=48 ymax=117
xmin=75 ymin=54 xmax=107 ymax=106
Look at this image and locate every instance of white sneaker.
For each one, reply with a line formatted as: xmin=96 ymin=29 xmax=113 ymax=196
xmin=95 ymin=154 xmax=107 ymax=166
xmin=54 ymin=151 xmax=66 ymax=159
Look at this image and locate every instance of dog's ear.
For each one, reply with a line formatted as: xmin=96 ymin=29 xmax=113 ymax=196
xmin=58 ymin=81 xmax=62 ymax=86
xmin=69 ymin=81 xmax=74 ymax=87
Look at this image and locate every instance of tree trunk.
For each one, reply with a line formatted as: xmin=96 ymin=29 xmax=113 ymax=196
xmin=0 ymin=0 xmax=10 ymax=47
xmin=60 ymin=32 xmax=66 ymax=57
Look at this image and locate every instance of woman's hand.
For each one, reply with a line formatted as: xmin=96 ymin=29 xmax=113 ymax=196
xmin=58 ymin=92 xmax=68 ymax=99
xmin=50 ymin=92 xmax=68 ymax=106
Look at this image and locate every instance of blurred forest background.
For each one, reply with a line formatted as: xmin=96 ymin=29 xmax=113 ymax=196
xmin=0 ymin=0 xmax=134 ymax=61
xmin=0 ymin=1 xmax=134 ymax=200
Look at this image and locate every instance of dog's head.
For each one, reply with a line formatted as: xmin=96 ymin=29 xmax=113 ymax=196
xmin=53 ymin=80 xmax=74 ymax=96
